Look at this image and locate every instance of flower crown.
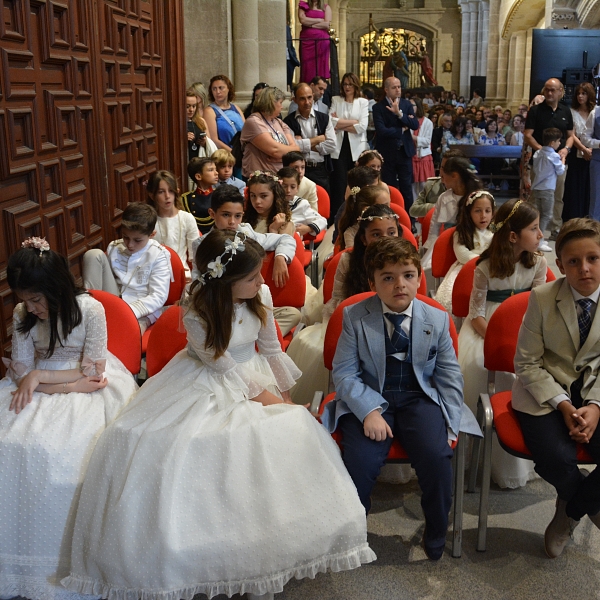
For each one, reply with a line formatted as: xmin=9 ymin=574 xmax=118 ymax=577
xmin=356 ymin=149 xmax=384 ymax=165
xmin=350 ymin=186 xmax=361 ymax=195
xmin=489 ymin=200 xmax=522 ymax=233
xmin=465 ymin=189 xmax=494 ymax=206
xmin=357 ymin=207 xmax=399 ymax=223
xmin=250 ymin=170 xmax=279 ymax=182
xmin=22 ymin=237 xmax=50 ymax=257
xmin=198 ymin=232 xmax=247 ymax=285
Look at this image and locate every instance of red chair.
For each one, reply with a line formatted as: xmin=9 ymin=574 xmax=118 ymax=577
xmin=261 ymin=253 xmax=306 ymax=309
xmin=421 ymin=206 xmax=444 ymax=250
xmin=388 ymin=186 xmax=405 ymax=209
xmin=141 ymin=246 xmax=187 ymax=354
xmin=146 ymin=305 xmax=187 ymax=377
xmin=315 ymin=185 xmax=331 ymax=219
xmin=316 ymin=291 xmax=464 ymax=556
xmin=431 ymin=226 xmax=457 ymax=293
xmin=88 ymin=289 xmax=141 ymax=376
xmin=389 ymin=203 xmax=411 ymax=231
xmin=470 ymin=292 xmax=593 ymax=552
xmin=303 ymin=188 xmax=330 ymax=288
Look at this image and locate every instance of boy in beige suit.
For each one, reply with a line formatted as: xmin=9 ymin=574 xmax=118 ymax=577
xmin=513 ymin=218 xmax=600 ymax=559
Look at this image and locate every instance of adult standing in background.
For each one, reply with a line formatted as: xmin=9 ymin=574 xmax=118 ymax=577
xmin=411 ymin=97 xmax=434 ymax=199
xmin=244 ymin=82 xmax=269 ymax=119
xmin=204 ymin=75 xmax=245 ymax=153
xmin=563 ymin=82 xmax=595 ymax=221
xmin=373 ymin=76 xmax=419 ymax=212
xmin=288 ymin=76 xmax=329 ymax=115
xmin=298 ymin=1 xmax=332 ymax=84
xmin=329 ymin=72 xmax=369 ymax=216
xmin=241 ymin=87 xmax=301 ymax=178
xmin=284 ymin=82 xmax=336 ymax=193
xmin=524 ymin=78 xmax=574 ymax=239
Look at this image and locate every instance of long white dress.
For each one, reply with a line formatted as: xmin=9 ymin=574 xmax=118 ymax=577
xmin=0 ymin=294 xmax=137 ymax=600
xmin=154 ymin=211 xmax=199 ymax=280
xmin=63 ymin=285 xmax=375 ymax=600
xmin=435 ymin=228 xmax=493 ymax=316
xmin=458 ymin=255 xmax=547 ymax=488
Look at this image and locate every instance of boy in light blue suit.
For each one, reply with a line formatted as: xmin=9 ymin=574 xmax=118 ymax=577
xmin=321 ymin=237 xmax=465 ymax=560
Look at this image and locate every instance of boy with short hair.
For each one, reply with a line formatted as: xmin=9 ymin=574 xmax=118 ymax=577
xmin=190 ymin=185 xmax=300 ymax=335
xmin=322 ymin=236 xmax=466 ymax=560
xmin=277 ymin=167 xmax=327 ymax=237
xmin=181 ymin=157 xmax=219 ymax=234
xmin=212 ymin=149 xmax=246 ymax=195
xmin=83 ymin=203 xmax=172 ymax=333
xmin=530 ymin=127 xmax=566 ymax=252
xmin=282 ymin=151 xmax=318 ymax=212
xmin=513 ymin=217 xmax=600 ymax=559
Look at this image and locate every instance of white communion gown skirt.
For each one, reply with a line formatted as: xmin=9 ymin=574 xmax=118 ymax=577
xmin=0 ymin=354 xmax=136 ymax=600
xmin=63 ymin=346 xmax=375 ymax=600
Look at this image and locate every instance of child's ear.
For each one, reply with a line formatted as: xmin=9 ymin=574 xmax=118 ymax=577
xmin=150 ymin=230 xmax=157 ymax=239
xmin=194 ymin=172 xmax=202 ymax=183
xmin=508 ymin=231 xmax=517 ymax=244
xmin=556 ymin=258 xmax=566 ymax=275
xmin=368 ymin=279 xmax=377 ymax=292
xmin=208 ymin=208 xmax=216 ymax=218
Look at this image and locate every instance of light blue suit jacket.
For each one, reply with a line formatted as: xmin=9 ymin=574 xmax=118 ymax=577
xmin=322 ymin=295 xmax=479 ymax=438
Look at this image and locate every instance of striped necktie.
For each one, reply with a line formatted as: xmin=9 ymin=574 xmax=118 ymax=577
xmin=386 ymin=313 xmax=410 ymax=354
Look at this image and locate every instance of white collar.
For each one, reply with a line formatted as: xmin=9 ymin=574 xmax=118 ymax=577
xmin=380 ymin=297 xmax=413 ymax=318
xmin=571 ymin=285 xmax=600 ymax=304
xmin=295 ymin=108 xmax=316 ymax=120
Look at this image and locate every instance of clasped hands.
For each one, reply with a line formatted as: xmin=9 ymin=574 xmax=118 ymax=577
xmin=559 ymin=400 xmax=600 ymax=444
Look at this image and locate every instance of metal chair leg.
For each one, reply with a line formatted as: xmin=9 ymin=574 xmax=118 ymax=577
xmin=452 ymin=431 xmax=466 ymax=558
xmin=477 ymin=393 xmax=494 ymax=552
xmin=468 ymin=399 xmax=485 ymax=493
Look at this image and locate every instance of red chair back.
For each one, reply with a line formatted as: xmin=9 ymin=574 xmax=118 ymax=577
xmin=146 ymin=305 xmax=188 ymax=377
xmin=421 ymin=207 xmax=434 ymax=246
xmin=389 ymin=203 xmax=411 ymax=231
xmin=388 ymin=186 xmax=405 ymax=209
xmin=452 ymin=257 xmax=478 ymax=318
xmin=261 ymin=252 xmax=306 ymax=308
xmin=163 ymin=246 xmax=187 ymax=305
xmin=431 ymin=226 xmax=457 ymax=279
xmin=324 ymin=292 xmax=457 ymax=371
xmin=323 ymin=248 xmax=350 ymax=304
xmin=315 ymin=185 xmax=331 ymax=219
xmin=400 ymin=224 xmax=418 ymax=251
xmin=88 ymin=290 xmax=142 ymax=375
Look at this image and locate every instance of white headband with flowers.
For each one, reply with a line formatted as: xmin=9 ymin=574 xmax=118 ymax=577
xmin=22 ymin=237 xmax=50 ymax=257
xmin=465 ymin=190 xmax=494 ymax=206
xmin=198 ymin=232 xmax=247 ymax=285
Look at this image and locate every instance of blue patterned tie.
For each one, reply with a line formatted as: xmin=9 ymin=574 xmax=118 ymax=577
xmin=578 ymin=298 xmax=594 ymax=347
xmin=386 ymin=313 xmax=410 ymax=354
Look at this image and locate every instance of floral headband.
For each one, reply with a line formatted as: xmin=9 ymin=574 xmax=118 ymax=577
xmin=466 ymin=190 xmax=494 ymax=207
xmin=250 ymin=170 xmax=279 ymax=182
xmin=489 ymin=200 xmax=522 ymax=233
xmin=356 ymin=150 xmax=384 ymax=165
xmin=357 ymin=207 xmax=399 ymax=223
xmin=350 ymin=186 xmax=361 ymax=195
xmin=198 ymin=232 xmax=247 ymax=285
xmin=22 ymin=237 xmax=50 ymax=257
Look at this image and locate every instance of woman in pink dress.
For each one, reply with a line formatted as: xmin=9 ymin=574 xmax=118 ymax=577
xmin=298 ymin=1 xmax=332 ymax=83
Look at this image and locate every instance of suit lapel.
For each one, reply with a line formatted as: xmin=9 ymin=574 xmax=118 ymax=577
xmin=410 ymin=301 xmax=434 ymax=365
xmin=556 ymin=278 xmax=580 ymax=350
xmin=361 ymin=296 xmax=385 ymax=388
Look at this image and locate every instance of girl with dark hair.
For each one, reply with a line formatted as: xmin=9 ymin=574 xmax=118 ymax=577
xmin=147 ymin=169 xmax=199 ymax=281
xmin=0 ymin=240 xmax=137 ymax=600
xmin=64 ymin=229 xmax=375 ymax=600
xmin=458 ymin=199 xmax=547 ymax=489
xmin=244 ymin=171 xmax=294 ymax=235
xmin=411 ymin=97 xmax=435 ymax=198
xmin=435 ymin=190 xmax=495 ymax=314
xmin=442 ymin=115 xmax=475 ymax=154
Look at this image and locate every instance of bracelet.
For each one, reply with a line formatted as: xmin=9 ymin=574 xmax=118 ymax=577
xmin=63 ymin=382 xmax=67 ymax=394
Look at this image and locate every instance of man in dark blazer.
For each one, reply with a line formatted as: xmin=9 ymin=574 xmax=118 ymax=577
xmin=373 ymin=77 xmax=419 ymax=214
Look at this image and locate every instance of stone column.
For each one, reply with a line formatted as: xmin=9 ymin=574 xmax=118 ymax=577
xmin=485 ymin=0 xmax=500 ymax=101
xmin=338 ymin=0 xmax=349 ymax=75
xmin=459 ymin=1 xmax=473 ymax=97
xmin=257 ymin=0 xmax=287 ymax=90
xmin=232 ymin=0 xmax=260 ymax=99
xmin=480 ymin=1 xmax=489 ymax=77
xmin=512 ymin=30 xmax=527 ymax=107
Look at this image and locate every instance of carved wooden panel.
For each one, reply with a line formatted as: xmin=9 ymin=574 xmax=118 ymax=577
xmin=0 ymin=0 xmax=186 ymax=367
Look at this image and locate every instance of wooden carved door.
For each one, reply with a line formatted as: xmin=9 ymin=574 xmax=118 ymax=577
xmin=0 ymin=0 xmax=185 ymax=364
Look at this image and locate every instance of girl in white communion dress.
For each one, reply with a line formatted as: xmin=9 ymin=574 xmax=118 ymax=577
xmin=63 ymin=229 xmax=375 ymax=600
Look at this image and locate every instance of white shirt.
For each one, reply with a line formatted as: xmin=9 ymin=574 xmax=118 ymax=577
xmin=294 ymin=109 xmax=337 ymax=163
xmin=531 ymin=146 xmax=565 ymax=191
xmin=288 ymin=98 xmax=329 ymax=116
xmin=548 ymin=285 xmax=600 ymax=409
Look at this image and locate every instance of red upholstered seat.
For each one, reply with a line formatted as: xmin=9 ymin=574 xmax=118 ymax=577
xmin=389 ymin=203 xmax=411 ymax=231
xmin=146 ymin=305 xmax=187 ymax=378
xmin=388 ymin=186 xmax=404 ymax=209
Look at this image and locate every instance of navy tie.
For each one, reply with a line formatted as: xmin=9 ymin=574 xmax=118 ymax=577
xmin=386 ymin=313 xmax=410 ymax=354
xmin=578 ymin=298 xmax=594 ymax=347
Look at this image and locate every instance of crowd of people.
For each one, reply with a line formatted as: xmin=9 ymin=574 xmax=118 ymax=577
xmin=2 ymin=67 xmax=600 ymax=600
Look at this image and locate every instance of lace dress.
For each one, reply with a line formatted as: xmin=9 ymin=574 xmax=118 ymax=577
xmin=0 ymin=294 xmax=137 ymax=600
xmin=63 ymin=285 xmax=375 ymax=600
xmin=458 ymin=255 xmax=547 ymax=488
xmin=435 ymin=228 xmax=493 ymax=316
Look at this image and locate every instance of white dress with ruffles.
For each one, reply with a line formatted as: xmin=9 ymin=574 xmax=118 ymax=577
xmin=0 ymin=294 xmax=137 ymax=600
xmin=63 ymin=285 xmax=375 ymax=600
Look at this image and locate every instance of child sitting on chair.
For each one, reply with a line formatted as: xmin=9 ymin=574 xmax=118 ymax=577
xmin=321 ymin=236 xmax=465 ymax=561
xmin=513 ymin=218 xmax=600 ymax=559
xmin=83 ymin=203 xmax=172 ymax=334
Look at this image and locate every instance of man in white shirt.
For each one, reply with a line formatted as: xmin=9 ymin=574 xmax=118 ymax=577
xmin=284 ymin=82 xmax=336 ymax=194
xmin=287 ymin=76 xmax=329 ymax=115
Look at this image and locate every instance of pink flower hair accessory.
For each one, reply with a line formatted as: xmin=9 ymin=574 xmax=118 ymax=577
xmin=22 ymin=237 xmax=50 ymax=256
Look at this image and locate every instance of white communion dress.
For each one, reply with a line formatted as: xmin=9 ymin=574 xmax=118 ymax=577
xmin=458 ymin=255 xmax=547 ymax=489
xmin=63 ymin=285 xmax=375 ymax=600
xmin=0 ymin=294 xmax=137 ymax=600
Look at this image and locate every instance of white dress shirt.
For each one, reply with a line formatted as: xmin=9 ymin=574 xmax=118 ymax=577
xmin=294 ymin=108 xmax=337 ymax=164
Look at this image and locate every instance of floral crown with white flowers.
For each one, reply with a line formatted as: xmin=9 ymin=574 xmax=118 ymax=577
xmin=357 ymin=206 xmax=399 ymax=223
xmin=465 ymin=189 xmax=494 ymax=207
xmin=356 ymin=149 xmax=384 ymax=165
xmin=198 ymin=232 xmax=247 ymax=285
xmin=249 ymin=170 xmax=279 ymax=182
xmin=22 ymin=237 xmax=50 ymax=257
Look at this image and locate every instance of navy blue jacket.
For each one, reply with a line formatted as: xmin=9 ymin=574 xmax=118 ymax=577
xmin=373 ymin=97 xmax=419 ymax=159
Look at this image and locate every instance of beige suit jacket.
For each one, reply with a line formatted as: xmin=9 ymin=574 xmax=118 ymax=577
xmin=512 ymin=278 xmax=600 ymax=416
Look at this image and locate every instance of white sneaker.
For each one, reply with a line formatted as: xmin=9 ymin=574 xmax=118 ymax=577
xmin=539 ymin=241 xmax=552 ymax=252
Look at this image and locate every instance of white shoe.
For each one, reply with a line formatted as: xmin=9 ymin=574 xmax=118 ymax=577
xmin=538 ymin=241 xmax=552 ymax=252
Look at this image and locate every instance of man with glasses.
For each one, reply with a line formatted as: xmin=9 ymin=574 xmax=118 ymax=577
xmin=524 ymin=78 xmax=574 ymax=240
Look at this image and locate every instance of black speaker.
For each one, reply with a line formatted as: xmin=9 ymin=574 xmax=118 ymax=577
xmin=470 ymin=76 xmax=486 ymax=100
xmin=563 ymin=68 xmax=594 ymax=104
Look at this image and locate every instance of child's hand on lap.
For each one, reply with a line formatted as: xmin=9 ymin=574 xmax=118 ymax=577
xmin=272 ymin=256 xmax=290 ymax=288
xmin=363 ymin=410 xmax=393 ymax=442
xmin=10 ymin=370 xmax=41 ymax=413
xmin=571 ymin=404 xmax=600 ymax=443
xmin=295 ymin=224 xmax=311 ymax=237
xmin=72 ymin=376 xmax=108 ymax=394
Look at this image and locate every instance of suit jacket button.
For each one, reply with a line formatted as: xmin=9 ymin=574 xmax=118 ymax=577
xmin=575 ymin=366 xmax=581 ymax=372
